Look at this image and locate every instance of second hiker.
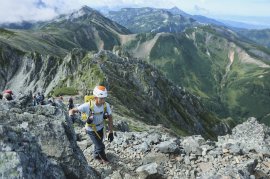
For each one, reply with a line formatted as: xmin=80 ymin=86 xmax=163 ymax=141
xmin=69 ymin=85 xmax=114 ymax=163
xmin=68 ymin=97 xmax=74 ymax=110
xmin=2 ymin=89 xmax=14 ymax=101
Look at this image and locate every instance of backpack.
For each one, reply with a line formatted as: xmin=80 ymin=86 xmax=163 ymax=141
xmin=81 ymin=95 xmax=107 ymax=120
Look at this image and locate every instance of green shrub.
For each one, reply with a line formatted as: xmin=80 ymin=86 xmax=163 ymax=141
xmin=53 ymin=87 xmax=78 ymax=96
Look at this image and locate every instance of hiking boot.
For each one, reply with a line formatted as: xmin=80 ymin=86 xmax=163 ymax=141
xmin=99 ymin=155 xmax=110 ymax=164
xmin=94 ymin=156 xmax=101 ymax=160
xmin=102 ymin=159 xmax=109 ymax=164
xmin=94 ymin=156 xmax=103 ymax=164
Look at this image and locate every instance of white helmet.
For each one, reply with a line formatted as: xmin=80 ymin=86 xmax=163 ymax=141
xmin=93 ymin=86 xmax=108 ymax=98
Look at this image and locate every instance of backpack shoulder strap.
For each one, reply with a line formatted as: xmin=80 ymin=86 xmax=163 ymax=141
xmin=89 ymin=100 xmax=94 ymax=113
xmin=104 ymin=102 xmax=107 ymax=113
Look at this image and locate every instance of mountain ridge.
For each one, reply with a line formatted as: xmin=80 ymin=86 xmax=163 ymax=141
xmin=1 ymin=5 xmax=270 ymax=126
xmin=106 ymin=7 xmax=198 ymax=33
xmin=0 ymin=42 xmax=231 ymax=138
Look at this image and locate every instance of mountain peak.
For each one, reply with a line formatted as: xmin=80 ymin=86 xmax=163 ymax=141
xmin=49 ymin=6 xmax=97 ymax=23
xmin=170 ymin=6 xmax=180 ymax=11
xmin=69 ymin=5 xmax=97 ymax=19
xmin=168 ymin=6 xmax=189 ymax=16
xmin=79 ymin=5 xmax=95 ymax=14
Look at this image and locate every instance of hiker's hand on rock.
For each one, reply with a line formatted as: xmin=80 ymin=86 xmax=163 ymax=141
xmin=108 ymin=132 xmax=114 ymax=142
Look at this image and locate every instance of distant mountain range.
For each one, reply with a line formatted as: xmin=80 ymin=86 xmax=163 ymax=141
xmin=105 ymin=7 xmax=270 ymax=125
xmin=105 ymin=7 xmax=270 ymax=32
xmin=106 ymin=7 xmax=198 ymax=33
xmin=1 ymin=6 xmax=270 ymax=128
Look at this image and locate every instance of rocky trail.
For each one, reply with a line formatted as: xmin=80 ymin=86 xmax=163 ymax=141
xmin=76 ymin=118 xmax=270 ymax=179
xmin=0 ymin=93 xmax=269 ymax=178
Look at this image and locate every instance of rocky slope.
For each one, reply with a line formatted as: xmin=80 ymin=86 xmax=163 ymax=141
xmin=80 ymin=117 xmax=270 ymax=178
xmin=1 ymin=94 xmax=269 ymax=178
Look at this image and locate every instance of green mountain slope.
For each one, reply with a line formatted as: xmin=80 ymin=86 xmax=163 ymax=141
xmin=120 ymin=26 xmax=270 ymax=125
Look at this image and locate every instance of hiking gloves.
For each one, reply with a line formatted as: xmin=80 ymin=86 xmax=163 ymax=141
xmin=108 ymin=132 xmax=114 ymax=142
xmin=86 ymin=112 xmax=94 ymax=124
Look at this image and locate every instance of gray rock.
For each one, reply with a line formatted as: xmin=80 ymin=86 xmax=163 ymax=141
xmin=242 ymin=159 xmax=258 ymax=174
xmin=229 ymin=144 xmax=243 ymax=155
xmin=110 ymin=171 xmax=122 ymax=179
xmin=136 ymin=162 xmax=163 ymax=179
xmin=198 ymin=162 xmax=213 ymax=172
xmin=182 ymin=135 xmax=206 ymax=155
xmin=133 ymin=142 xmax=150 ymax=153
xmin=77 ymin=140 xmax=89 ymax=151
xmin=184 ymin=156 xmax=191 ymax=165
xmin=156 ymin=141 xmax=178 ymax=154
xmin=142 ymin=152 xmax=169 ymax=165
xmin=145 ymin=133 xmax=161 ymax=145
xmin=114 ymin=120 xmax=129 ymax=132
xmin=218 ymin=117 xmax=270 ymax=155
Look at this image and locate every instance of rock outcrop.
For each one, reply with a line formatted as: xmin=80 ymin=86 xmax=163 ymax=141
xmin=0 ymin=93 xmax=99 ymax=178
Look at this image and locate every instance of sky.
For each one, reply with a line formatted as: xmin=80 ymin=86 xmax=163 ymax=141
xmin=0 ymin=0 xmax=269 ymax=25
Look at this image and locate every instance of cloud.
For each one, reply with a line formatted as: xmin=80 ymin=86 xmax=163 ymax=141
xmin=0 ymin=0 xmax=91 ymax=23
xmin=0 ymin=0 xmax=269 ymax=23
xmin=194 ymin=5 xmax=209 ymax=15
xmin=0 ymin=0 xmax=58 ymax=23
xmin=0 ymin=0 xmax=181 ymax=23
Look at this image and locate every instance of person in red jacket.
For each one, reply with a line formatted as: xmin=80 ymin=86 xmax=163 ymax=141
xmin=3 ymin=89 xmax=13 ymax=101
